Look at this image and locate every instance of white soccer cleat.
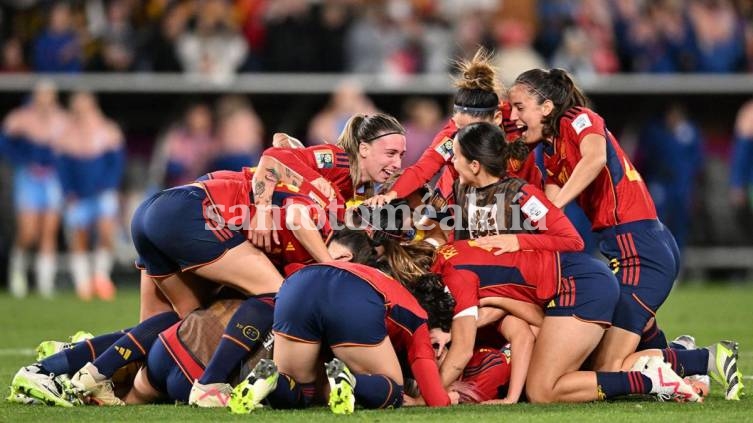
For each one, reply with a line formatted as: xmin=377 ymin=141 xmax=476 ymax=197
xmin=70 ymin=362 xmax=124 ymax=406
xmin=326 ymin=358 xmax=356 ymax=415
xmin=188 ymin=381 xmax=233 ymax=407
xmin=228 ymin=359 xmax=279 ymax=414
xmin=10 ymin=365 xmax=75 ymax=407
xmin=641 ymin=356 xmax=701 ymax=402
xmin=7 ymin=391 xmax=43 ymax=405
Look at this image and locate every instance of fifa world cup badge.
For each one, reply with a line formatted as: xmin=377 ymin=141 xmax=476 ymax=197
xmin=434 ymin=138 xmax=454 ymax=160
xmin=314 ymin=151 xmax=334 ymax=169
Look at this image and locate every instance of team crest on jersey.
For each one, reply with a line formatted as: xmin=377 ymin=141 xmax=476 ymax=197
xmin=434 ymin=138 xmax=454 ymax=160
xmin=314 ymin=150 xmax=334 ymax=168
xmin=571 ymin=113 xmax=592 ymax=135
xmin=285 ymin=242 xmax=296 ymax=252
xmin=508 ymin=158 xmax=522 ymax=172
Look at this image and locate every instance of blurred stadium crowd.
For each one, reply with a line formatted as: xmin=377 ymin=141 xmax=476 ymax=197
xmin=0 ymin=0 xmax=752 ymax=82
xmin=1 ymin=0 xmax=753 ymax=296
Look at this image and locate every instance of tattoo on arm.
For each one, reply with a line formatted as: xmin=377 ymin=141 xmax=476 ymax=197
xmin=284 ymin=168 xmax=303 ymax=187
xmin=254 ymin=180 xmax=265 ymax=197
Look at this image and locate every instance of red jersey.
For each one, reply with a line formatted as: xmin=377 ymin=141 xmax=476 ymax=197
xmin=201 ymin=167 xmax=255 ymax=183
xmin=544 ymin=107 xmax=657 ymax=230
xmin=203 ymin=167 xmax=341 ymax=223
xmin=432 ymin=150 xmax=543 ymax=214
xmin=453 ymin=178 xmax=584 ymax=252
xmin=198 ymin=175 xmax=331 ymax=267
xmin=392 ymin=101 xmax=526 ymax=199
xmin=433 ymin=240 xmax=562 ymax=306
xmin=322 ymin=262 xmax=451 ymax=407
xmin=460 ymin=347 xmax=512 ymax=402
xmin=262 ymin=144 xmax=354 ymax=202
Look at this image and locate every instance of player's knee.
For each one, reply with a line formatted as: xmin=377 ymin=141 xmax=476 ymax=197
xmin=16 ymin=227 xmax=38 ymax=248
xmin=525 ymin=383 xmax=555 ymax=404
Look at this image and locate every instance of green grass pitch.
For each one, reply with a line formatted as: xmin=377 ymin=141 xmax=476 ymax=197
xmin=0 ymin=284 xmax=750 ymax=422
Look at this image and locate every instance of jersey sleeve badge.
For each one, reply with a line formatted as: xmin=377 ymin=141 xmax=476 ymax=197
xmin=521 ymin=195 xmax=549 ymax=221
xmin=434 ymin=138 xmax=454 ymax=161
xmin=314 ymin=150 xmax=334 ymax=169
xmin=571 ymin=113 xmax=592 ymax=135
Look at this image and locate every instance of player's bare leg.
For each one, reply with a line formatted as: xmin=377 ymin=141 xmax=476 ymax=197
xmin=37 ymin=210 xmax=60 ymax=298
xmin=192 ymin=241 xmax=283 ymax=296
xmin=525 ymin=316 xmax=606 ymax=403
xmin=590 ymin=326 xmax=641 ymax=372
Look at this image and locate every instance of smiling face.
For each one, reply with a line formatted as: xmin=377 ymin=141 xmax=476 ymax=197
xmin=358 ymin=133 xmax=406 ymax=183
xmin=508 ymin=84 xmax=552 ymax=144
xmin=451 ymin=137 xmax=478 ymax=186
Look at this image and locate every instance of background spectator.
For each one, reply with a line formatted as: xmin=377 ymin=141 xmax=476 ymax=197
xmin=148 ymin=102 xmax=216 ymax=190
xmin=176 ymin=0 xmax=247 ymax=83
xmin=208 ymin=95 xmax=264 ymax=172
xmin=401 ymin=96 xmax=443 ymax=166
xmin=636 ymin=103 xmax=704 ymax=250
xmin=57 ymin=91 xmax=124 ymax=301
xmin=729 ymin=99 xmax=753 ymax=243
xmin=32 ymin=2 xmax=83 ymax=73
xmin=1 ymin=37 xmax=28 ymax=73
xmin=307 ymin=79 xmax=376 ymax=145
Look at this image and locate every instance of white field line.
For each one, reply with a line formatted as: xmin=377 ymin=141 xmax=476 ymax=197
xmin=0 ymin=348 xmax=34 ymax=356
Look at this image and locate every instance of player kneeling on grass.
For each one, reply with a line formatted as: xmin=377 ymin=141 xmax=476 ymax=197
xmin=229 ymin=208 xmax=457 ymax=414
xmin=9 ymin=294 xmax=273 ymax=407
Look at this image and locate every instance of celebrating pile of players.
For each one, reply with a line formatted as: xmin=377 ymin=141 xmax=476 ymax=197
xmin=7 ymin=49 xmax=745 ymax=413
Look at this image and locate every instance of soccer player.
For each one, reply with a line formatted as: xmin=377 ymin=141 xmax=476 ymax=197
xmin=500 ymin=68 xmax=722 ymax=378
xmin=447 ymin=345 xmax=513 ymax=404
xmin=2 ymin=80 xmax=68 ymax=298
xmin=56 ymin=91 xmax=124 ymax=301
xmin=248 ymin=112 xmax=406 ymax=250
xmin=450 ymin=122 xmax=583 ymax=251
xmin=68 ymin=172 xmax=333 ymax=405
xmin=10 ymin=295 xmax=273 ymax=406
xmin=433 ymin=239 xmax=700 ymax=403
xmin=364 ymin=48 xmax=542 ymax=209
xmin=229 ymin=207 xmax=455 ymax=414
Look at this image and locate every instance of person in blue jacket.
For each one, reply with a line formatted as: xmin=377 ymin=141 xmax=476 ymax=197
xmin=1 ymin=80 xmax=69 ymax=298
xmin=637 ymin=103 xmax=703 ymax=251
xmin=730 ymin=99 xmax=753 ymax=243
xmin=57 ymin=91 xmax=125 ymax=301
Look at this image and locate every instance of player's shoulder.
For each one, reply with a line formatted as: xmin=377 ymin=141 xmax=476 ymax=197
xmin=559 ymin=106 xmax=603 ymax=136
xmin=306 ymin=143 xmax=344 ymax=154
xmin=104 ymin=119 xmax=124 ymax=147
xmin=431 ymin=119 xmax=457 ymax=146
xmin=3 ymin=107 xmax=29 ymax=129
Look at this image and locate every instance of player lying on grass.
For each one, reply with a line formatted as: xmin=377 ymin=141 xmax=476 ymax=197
xmin=9 ymin=292 xmax=273 ymax=406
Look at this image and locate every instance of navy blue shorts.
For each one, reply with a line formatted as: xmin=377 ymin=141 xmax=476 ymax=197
xmin=273 ymin=266 xmax=387 ymax=347
xmin=598 ymin=219 xmax=680 ymax=334
xmin=546 ymin=253 xmax=619 ymax=325
xmin=146 ymin=339 xmax=192 ymax=403
xmin=131 ymin=186 xmax=247 ymax=277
